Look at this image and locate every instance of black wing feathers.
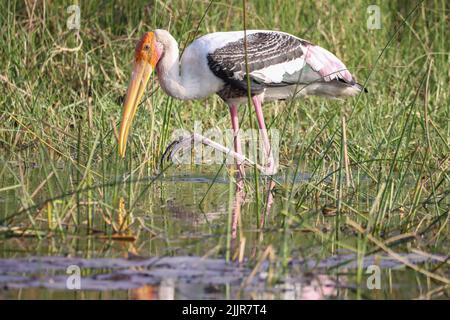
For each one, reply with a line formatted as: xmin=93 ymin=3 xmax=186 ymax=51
xmin=207 ymin=32 xmax=306 ymax=94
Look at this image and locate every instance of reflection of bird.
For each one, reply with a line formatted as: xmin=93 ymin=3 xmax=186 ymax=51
xmin=118 ymin=29 xmax=365 ymax=175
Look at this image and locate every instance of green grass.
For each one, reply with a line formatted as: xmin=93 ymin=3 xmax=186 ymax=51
xmin=0 ymin=0 xmax=449 ymax=299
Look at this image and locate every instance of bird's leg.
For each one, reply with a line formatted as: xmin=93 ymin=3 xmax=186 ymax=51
xmin=160 ymin=100 xmax=276 ymax=176
xmin=252 ymin=95 xmax=276 ymax=175
xmin=251 ymin=96 xmax=277 ymax=223
xmin=229 ymin=103 xmax=245 ymax=180
xmin=161 ymin=133 xmax=270 ymax=173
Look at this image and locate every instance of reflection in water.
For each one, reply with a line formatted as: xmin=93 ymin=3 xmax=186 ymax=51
xmin=252 ymin=275 xmax=337 ymax=300
xmin=128 ymin=273 xmax=338 ymax=300
xmin=231 ymin=178 xmax=276 ymax=240
xmin=128 ymin=274 xmax=338 ymax=300
xmin=1 ymin=165 xmax=446 ymax=300
xmin=158 ymin=278 xmax=176 ymax=300
xmin=0 ymin=252 xmax=443 ymax=299
xmin=261 ymin=180 xmax=276 ymax=228
xmin=231 ymin=181 xmax=244 ymax=241
xmin=129 ymin=285 xmax=157 ymax=300
xmin=280 ymin=275 xmax=337 ymax=300
xmin=229 ymin=178 xmax=276 ymax=264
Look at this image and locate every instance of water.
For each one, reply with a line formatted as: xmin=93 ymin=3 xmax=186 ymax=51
xmin=0 ymin=165 xmax=448 ymax=299
xmin=0 ymin=253 xmax=443 ymax=299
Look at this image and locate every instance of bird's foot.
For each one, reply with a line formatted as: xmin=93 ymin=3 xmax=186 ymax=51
xmin=159 ymin=133 xmax=278 ymax=176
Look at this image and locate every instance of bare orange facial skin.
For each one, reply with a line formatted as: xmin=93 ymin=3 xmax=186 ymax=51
xmin=135 ymin=32 xmax=159 ymax=68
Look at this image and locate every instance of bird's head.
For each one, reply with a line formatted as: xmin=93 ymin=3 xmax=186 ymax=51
xmin=118 ymin=31 xmax=163 ymax=157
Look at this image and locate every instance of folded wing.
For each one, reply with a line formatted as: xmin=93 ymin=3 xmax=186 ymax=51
xmin=207 ymin=31 xmax=356 ymax=95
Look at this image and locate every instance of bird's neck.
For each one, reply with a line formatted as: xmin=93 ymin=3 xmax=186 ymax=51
xmin=156 ymin=35 xmax=195 ymax=100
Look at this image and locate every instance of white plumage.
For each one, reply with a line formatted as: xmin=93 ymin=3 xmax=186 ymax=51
xmin=119 ymin=29 xmax=366 ymax=175
xmin=153 ymin=29 xmax=363 ymax=103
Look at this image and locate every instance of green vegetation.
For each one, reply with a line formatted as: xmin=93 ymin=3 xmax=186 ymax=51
xmin=0 ymin=0 xmax=448 ymax=299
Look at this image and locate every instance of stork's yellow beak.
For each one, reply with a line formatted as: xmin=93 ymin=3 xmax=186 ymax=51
xmin=118 ymin=60 xmax=153 ymax=157
xmin=119 ymin=31 xmax=160 ymax=158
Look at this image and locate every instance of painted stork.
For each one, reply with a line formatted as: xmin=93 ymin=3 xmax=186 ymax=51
xmin=118 ymin=29 xmax=365 ymax=175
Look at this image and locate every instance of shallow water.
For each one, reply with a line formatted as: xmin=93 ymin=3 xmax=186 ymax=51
xmin=0 ymin=252 xmax=444 ymax=299
xmin=0 ymin=165 xmax=448 ymax=299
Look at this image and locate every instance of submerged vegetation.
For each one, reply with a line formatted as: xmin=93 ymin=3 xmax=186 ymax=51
xmin=0 ymin=0 xmax=449 ymax=299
